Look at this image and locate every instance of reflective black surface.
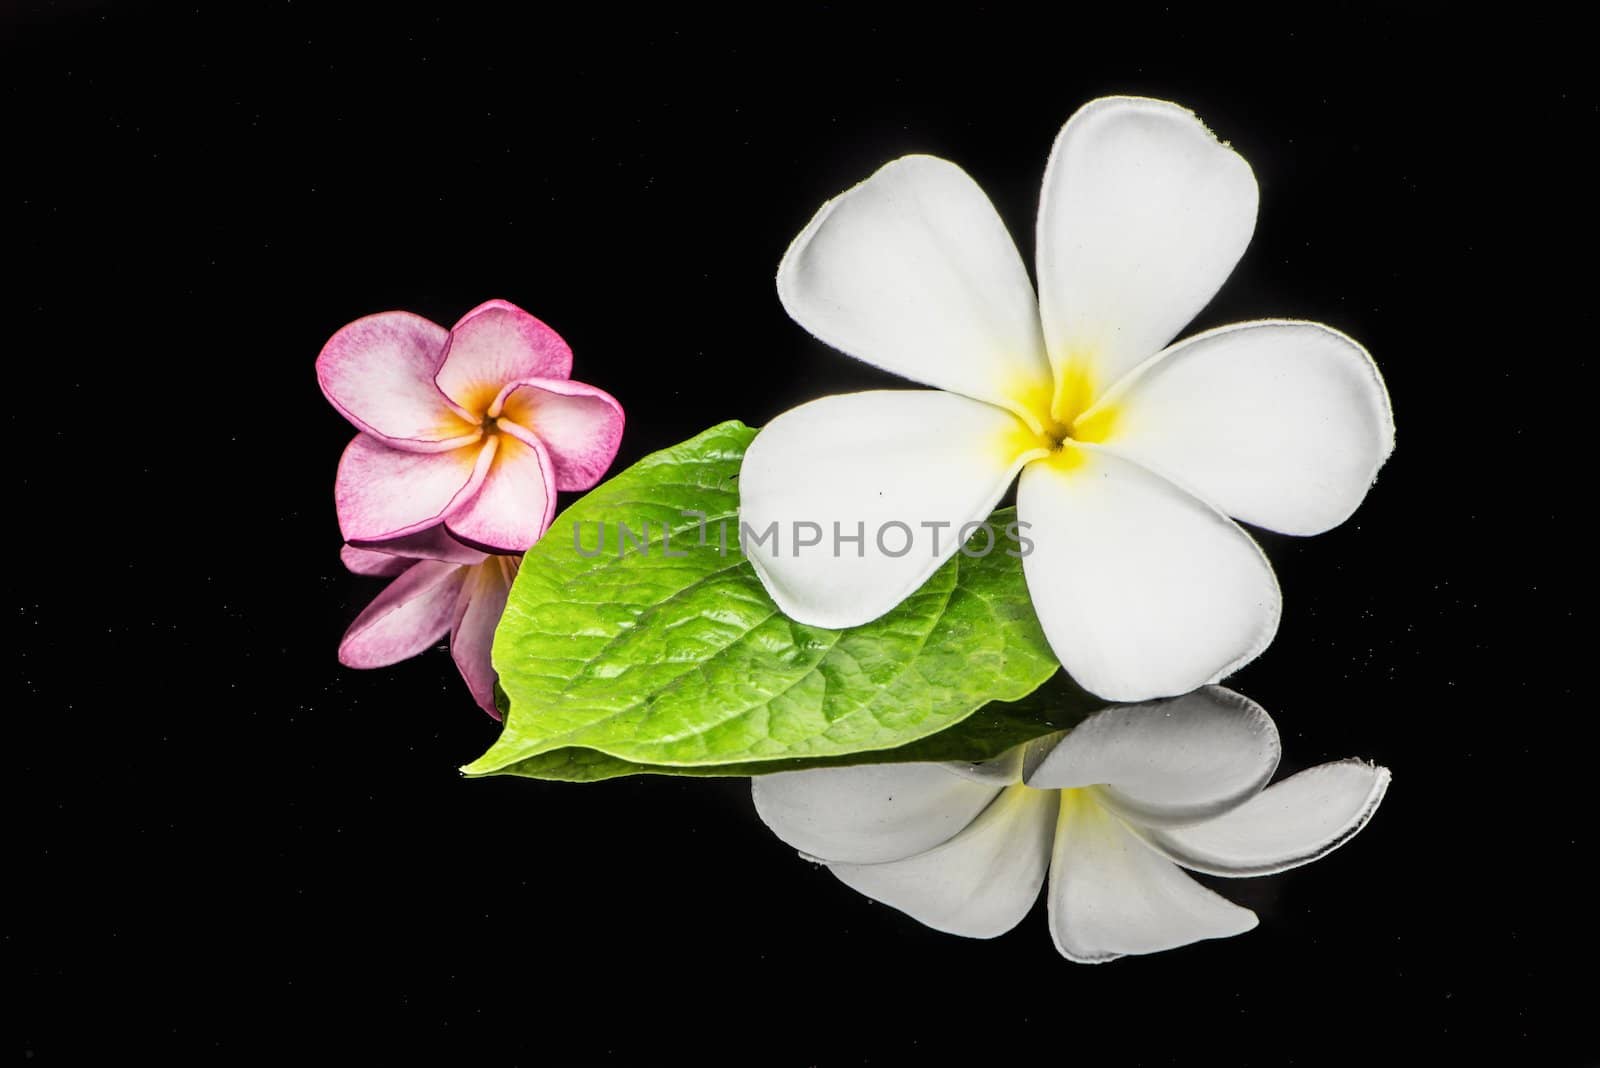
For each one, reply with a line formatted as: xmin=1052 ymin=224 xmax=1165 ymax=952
xmin=10 ymin=5 xmax=1589 ymax=1062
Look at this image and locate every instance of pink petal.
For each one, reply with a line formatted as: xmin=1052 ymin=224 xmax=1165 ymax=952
xmin=340 ymin=544 xmax=412 ymax=576
xmin=450 ymin=555 xmax=520 ymax=718
xmin=338 ymin=560 xmax=468 ymax=668
xmin=435 ymin=299 xmax=574 ymax=415
xmin=335 ymin=434 xmax=488 ymax=544
xmin=443 ymin=431 xmax=556 ymax=553
xmin=345 ymin=526 xmax=489 ymax=565
xmin=498 ymin=377 xmax=625 ymax=491
xmin=316 ymin=311 xmax=482 ymax=451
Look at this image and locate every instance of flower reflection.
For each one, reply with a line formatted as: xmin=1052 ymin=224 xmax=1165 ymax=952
xmin=753 ymin=687 xmax=1388 ymax=962
xmin=337 ymin=528 xmax=519 ymax=719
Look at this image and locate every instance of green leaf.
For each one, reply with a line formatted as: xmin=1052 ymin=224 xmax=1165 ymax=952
xmin=488 ymin=670 xmax=1104 ymax=782
xmin=465 ymin=420 xmax=1059 ymax=777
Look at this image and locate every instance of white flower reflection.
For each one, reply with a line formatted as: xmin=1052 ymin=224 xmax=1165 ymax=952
xmin=752 ymin=688 xmax=1389 ymax=963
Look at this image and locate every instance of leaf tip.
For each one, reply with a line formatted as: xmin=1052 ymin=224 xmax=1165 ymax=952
xmin=458 ymin=753 xmax=505 ymax=777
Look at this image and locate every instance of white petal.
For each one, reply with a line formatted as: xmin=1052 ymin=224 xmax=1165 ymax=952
xmin=941 ymin=746 xmax=1027 ymax=786
xmin=1048 ymin=789 xmax=1257 ymax=963
xmin=1036 ymin=97 xmax=1258 ymax=408
xmin=829 ymin=784 xmax=1056 ymax=938
xmin=1139 ymin=759 xmax=1391 ymax=876
xmin=1088 ymin=321 xmax=1395 ymax=535
xmin=778 ymin=155 xmax=1053 ymax=419
xmin=1023 ymin=687 xmax=1279 ymax=827
xmin=1017 ymin=448 xmax=1281 ymax=701
xmin=740 ymin=390 xmax=1038 ymax=629
xmin=752 ymin=762 xmax=1000 ymax=865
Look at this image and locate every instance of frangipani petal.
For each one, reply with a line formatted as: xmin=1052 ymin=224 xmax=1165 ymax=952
xmin=338 ymin=560 xmax=468 ymax=668
xmin=450 ymin=556 xmax=519 ymax=719
xmin=499 ymin=377 xmax=625 ymax=491
xmin=1018 ymin=447 xmax=1281 ymax=701
xmin=1036 ymin=97 xmax=1258 ymax=408
xmin=316 ymin=311 xmax=480 ymax=449
xmin=739 ymin=390 xmax=1037 ymax=629
xmin=1089 ymin=321 xmax=1395 ymax=535
xmin=444 ymin=430 xmax=557 ymax=554
xmin=1139 ymin=759 xmax=1391 ymax=877
xmin=344 ymin=526 xmax=489 ymax=565
xmin=435 ymin=299 xmax=574 ymax=415
xmin=752 ymin=762 xmax=1001 ymax=865
xmin=335 ymin=434 xmax=485 ymax=544
xmin=829 ymin=784 xmax=1056 ymax=939
xmin=1047 ymin=790 xmax=1257 ymax=963
xmin=777 ymin=155 xmax=1052 ymax=418
xmin=942 ymin=746 xmax=1030 ymax=786
xmin=1023 ymin=688 xmax=1280 ymax=827
xmin=340 ymin=544 xmax=412 ymax=577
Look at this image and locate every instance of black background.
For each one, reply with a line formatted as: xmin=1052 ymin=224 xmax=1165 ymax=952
xmin=9 ymin=4 xmax=1592 ymax=1063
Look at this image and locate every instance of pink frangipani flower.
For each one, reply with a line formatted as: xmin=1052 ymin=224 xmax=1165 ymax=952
xmin=338 ymin=528 xmax=519 ymax=719
xmin=319 ymin=299 xmax=624 ymax=554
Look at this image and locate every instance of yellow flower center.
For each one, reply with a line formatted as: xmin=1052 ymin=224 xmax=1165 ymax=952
xmin=473 ymin=390 xmax=533 ymax=442
xmin=1000 ymin=358 xmax=1121 ymax=469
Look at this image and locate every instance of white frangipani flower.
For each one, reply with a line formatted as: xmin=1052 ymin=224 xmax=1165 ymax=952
xmin=752 ymin=688 xmax=1389 ymax=963
xmin=740 ymin=96 xmax=1395 ymax=701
